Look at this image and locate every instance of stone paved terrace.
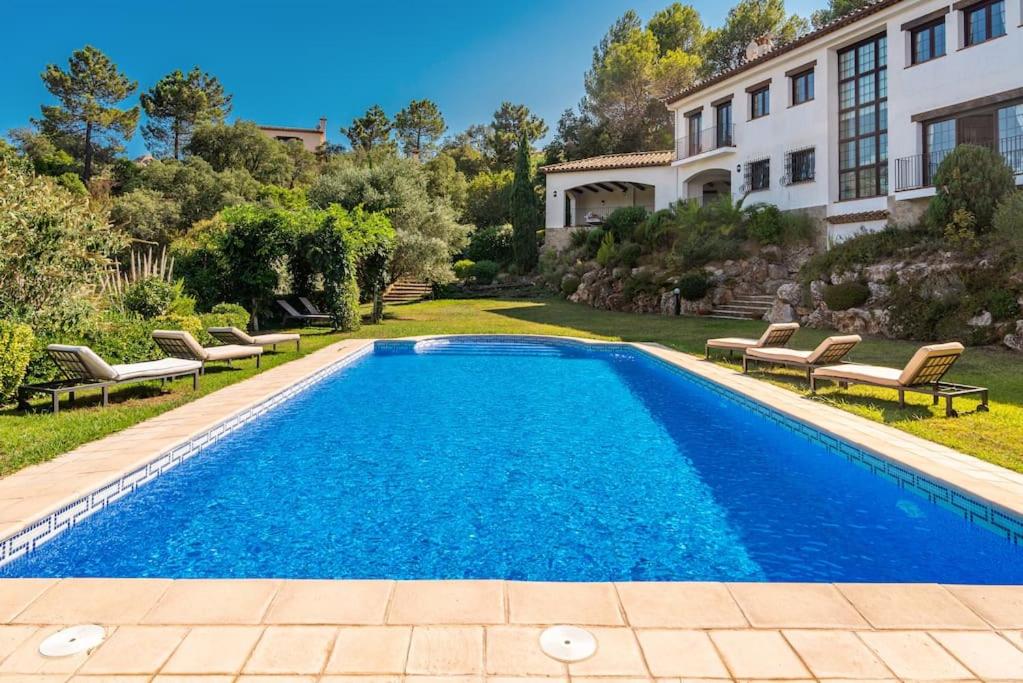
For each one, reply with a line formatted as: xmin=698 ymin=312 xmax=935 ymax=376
xmin=0 ymin=336 xmax=1020 ymax=680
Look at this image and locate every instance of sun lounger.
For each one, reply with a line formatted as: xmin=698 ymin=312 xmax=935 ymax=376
xmin=18 ymin=345 xmax=201 ymax=414
xmin=152 ymin=330 xmax=262 ymax=372
xmin=277 ymin=299 xmax=330 ymax=325
xmin=706 ymin=322 xmax=800 ymax=358
xmin=298 ymin=297 xmax=321 ymax=315
xmin=811 ymin=342 xmax=987 ymax=417
xmin=207 ymin=326 xmax=301 ymax=352
xmin=743 ymin=334 xmax=862 ymax=382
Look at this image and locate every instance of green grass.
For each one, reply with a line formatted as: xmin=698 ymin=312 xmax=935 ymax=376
xmin=3 ymin=297 xmax=1022 ymax=476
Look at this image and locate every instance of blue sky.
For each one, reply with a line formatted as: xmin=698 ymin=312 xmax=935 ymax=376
xmin=1 ymin=0 xmax=821 ymax=155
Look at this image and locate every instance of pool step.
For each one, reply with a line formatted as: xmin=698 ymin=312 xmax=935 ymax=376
xmin=383 ymin=279 xmax=433 ymax=305
xmin=411 ymin=339 xmax=571 ymax=357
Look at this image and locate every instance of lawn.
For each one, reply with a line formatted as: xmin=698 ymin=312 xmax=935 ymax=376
xmin=2 ymin=297 xmax=1021 ymax=476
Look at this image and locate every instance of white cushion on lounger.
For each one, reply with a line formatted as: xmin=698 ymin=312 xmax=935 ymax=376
xmin=251 ymin=333 xmax=300 ymax=345
xmin=204 ymin=344 xmax=262 ymax=361
xmin=814 ymin=363 xmax=903 ymax=387
xmin=706 ymin=336 xmax=760 ymax=350
xmin=746 ymin=347 xmax=814 ymax=362
xmin=109 ymin=358 xmax=202 ymax=381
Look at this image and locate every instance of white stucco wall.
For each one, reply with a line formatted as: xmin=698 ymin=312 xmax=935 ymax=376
xmin=543 ymin=165 xmax=678 ymax=229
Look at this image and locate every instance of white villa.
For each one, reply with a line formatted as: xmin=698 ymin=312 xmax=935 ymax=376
xmin=541 ymin=0 xmax=1023 ymax=247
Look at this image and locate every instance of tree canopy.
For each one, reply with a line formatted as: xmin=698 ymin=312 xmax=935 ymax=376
xmin=140 ymin=66 xmax=232 ymax=159
xmin=35 ymin=45 xmax=139 ymax=180
xmin=810 ymin=0 xmax=874 ymax=28
xmin=701 ymin=0 xmax=807 ymax=75
xmin=394 ymin=99 xmax=446 ymax=158
xmin=342 ymin=105 xmax=395 ymax=155
xmin=489 ymin=102 xmax=547 ymax=169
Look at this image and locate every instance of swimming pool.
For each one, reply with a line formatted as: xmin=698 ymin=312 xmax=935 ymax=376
xmin=3 ymin=336 xmax=1021 ymax=582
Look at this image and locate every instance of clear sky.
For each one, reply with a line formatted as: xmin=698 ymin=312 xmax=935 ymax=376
xmin=1 ymin=0 xmax=822 ymax=155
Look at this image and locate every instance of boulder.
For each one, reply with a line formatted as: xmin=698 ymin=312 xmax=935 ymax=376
xmin=767 ymin=301 xmax=797 ymax=323
xmin=967 ymin=310 xmax=993 ymax=328
xmin=867 ymin=281 xmax=890 ymax=302
xmin=760 ymin=245 xmax=783 ymax=262
xmin=809 ymin=280 xmax=828 ymax=306
xmin=1004 ymin=321 xmax=1023 ymax=353
xmin=768 ymin=264 xmax=788 ymax=281
xmin=776 ymin=282 xmax=803 ymax=305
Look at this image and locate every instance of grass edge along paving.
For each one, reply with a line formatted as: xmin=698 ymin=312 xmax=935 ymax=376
xmin=2 ymin=297 xmax=1021 ymax=476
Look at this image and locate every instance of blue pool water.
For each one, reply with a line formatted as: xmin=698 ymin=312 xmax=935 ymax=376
xmin=3 ymin=337 xmax=1022 ymax=582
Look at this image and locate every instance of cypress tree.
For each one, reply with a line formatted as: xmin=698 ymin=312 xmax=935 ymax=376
xmin=510 ymin=132 xmax=539 ymax=271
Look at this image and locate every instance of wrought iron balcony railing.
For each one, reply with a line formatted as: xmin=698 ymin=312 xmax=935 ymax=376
xmin=676 ymin=124 xmax=736 ymax=160
xmin=894 ymin=136 xmax=1023 ymax=192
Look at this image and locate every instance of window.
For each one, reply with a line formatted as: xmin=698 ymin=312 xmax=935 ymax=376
xmin=924 ymin=119 xmax=956 ymax=183
xmin=746 ymin=158 xmax=770 ymax=191
xmin=837 ymin=34 xmax=888 ymax=200
xmin=998 ymin=103 xmax=1023 ymax=173
xmin=716 ymin=101 xmax=733 ymax=147
xmin=786 ymin=147 xmax=815 ymax=183
xmin=687 ymin=112 xmax=702 ymax=155
xmin=791 ymin=70 xmax=814 ymax=105
xmin=964 ymin=0 xmax=1006 ymax=47
xmin=911 ymin=19 xmax=945 ymax=64
xmin=750 ymin=86 xmax=770 ymax=119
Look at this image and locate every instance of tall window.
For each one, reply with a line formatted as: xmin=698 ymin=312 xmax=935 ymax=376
xmin=791 ymin=70 xmax=814 ymax=105
xmin=964 ymin=0 xmax=1006 ymax=46
xmin=750 ymin=86 xmax=770 ymax=119
xmin=687 ymin=112 xmax=702 ymax=155
xmin=911 ymin=19 xmax=945 ymax=64
xmin=838 ymin=34 xmax=888 ymax=200
xmin=925 ymin=119 xmax=956 ymax=183
xmin=998 ymin=103 xmax=1023 ymax=173
xmin=716 ymin=101 xmax=733 ymax=147
xmin=746 ymin=158 xmax=770 ymax=191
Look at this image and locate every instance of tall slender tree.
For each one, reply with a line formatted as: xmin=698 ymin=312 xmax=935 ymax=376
xmin=489 ymin=102 xmax=547 ymax=170
xmin=341 ymin=105 xmax=395 ymax=154
xmin=35 ymin=45 xmax=139 ymax=181
xmin=140 ymin=67 xmax=232 ymax=159
xmin=509 ymin=132 xmax=539 ymax=272
xmin=394 ymin=99 xmax=446 ymax=158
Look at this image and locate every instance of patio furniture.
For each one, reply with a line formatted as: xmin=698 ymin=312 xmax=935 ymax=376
xmin=152 ymin=329 xmax=262 ymax=372
xmin=298 ymin=297 xmax=322 ymax=315
xmin=277 ymin=299 xmax=330 ymax=325
xmin=18 ymin=345 xmax=201 ymax=414
xmin=811 ymin=342 xmax=987 ymax=417
xmin=705 ymin=322 xmax=800 ymax=359
xmin=743 ymin=334 xmax=862 ymax=382
xmin=207 ymin=326 xmax=301 ymax=352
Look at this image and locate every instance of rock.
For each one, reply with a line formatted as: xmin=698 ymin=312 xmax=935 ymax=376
xmin=722 ymin=260 xmax=742 ymax=278
xmin=809 ymin=280 xmax=828 ymax=306
xmin=760 ymin=245 xmax=783 ymax=262
xmin=776 ymin=282 xmax=803 ymax=305
xmin=867 ymin=281 xmax=890 ymax=301
xmin=967 ymin=310 xmax=993 ymax=327
xmin=832 ymin=270 xmax=859 ymax=285
xmin=1004 ymin=321 xmax=1023 ymax=353
xmin=767 ymin=301 xmax=797 ymax=323
xmin=863 ymin=263 xmax=894 ymax=283
xmin=659 ymin=291 xmax=677 ymax=316
xmin=831 ymin=307 xmax=880 ymax=335
xmin=612 ymin=266 xmax=630 ymax=279
xmin=768 ymin=264 xmax=788 ymax=281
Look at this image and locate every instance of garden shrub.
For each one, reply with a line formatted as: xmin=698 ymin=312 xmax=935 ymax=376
xmin=617 ymin=242 xmax=642 ymax=268
xmin=569 ymin=228 xmax=589 ymax=249
xmin=585 ymin=227 xmax=608 ymax=257
xmin=596 ymin=231 xmax=616 ymax=267
xmin=994 ymin=191 xmax=1023 ymax=261
xmin=121 ymin=278 xmax=176 ymax=319
xmin=677 ymin=272 xmax=710 ymax=301
xmin=465 ymin=225 xmax=514 ymax=264
xmin=0 ymin=322 xmax=34 ymax=402
xmin=561 ymin=274 xmax=581 ymax=297
xmin=745 ymin=204 xmax=785 ymax=245
xmin=800 ymin=225 xmax=930 ymax=283
xmin=453 ymin=259 xmax=476 ymax=281
xmin=472 ymin=260 xmax=499 ymax=285
xmin=152 ymin=314 xmax=205 ymax=343
xmin=210 ymin=302 xmax=250 ymax=328
xmin=604 ymin=206 xmax=648 ymax=242
xmin=55 ymin=172 xmax=88 ymax=196
xmin=823 ymin=282 xmax=870 ymax=310
xmin=985 ymin=288 xmax=1020 ymax=321
xmin=926 ymin=144 xmax=1015 ymax=232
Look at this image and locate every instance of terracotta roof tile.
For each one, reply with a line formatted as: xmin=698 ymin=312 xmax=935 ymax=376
xmin=539 ymin=150 xmax=674 ymax=174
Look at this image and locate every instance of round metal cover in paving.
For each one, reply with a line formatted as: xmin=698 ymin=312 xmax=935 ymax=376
xmin=39 ymin=624 xmax=105 ymax=657
xmin=539 ymin=625 xmax=597 ymax=662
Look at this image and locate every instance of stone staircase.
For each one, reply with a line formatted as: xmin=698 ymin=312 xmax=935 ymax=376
xmin=707 ymin=294 xmax=775 ymax=320
xmin=383 ymin=279 xmax=433 ymax=305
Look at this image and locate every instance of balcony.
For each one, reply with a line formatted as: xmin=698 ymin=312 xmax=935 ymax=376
xmin=676 ymin=125 xmax=736 ymax=161
xmin=894 ymin=136 xmax=1023 ymax=192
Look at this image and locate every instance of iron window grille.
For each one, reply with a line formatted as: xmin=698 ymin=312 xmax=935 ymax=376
xmin=744 ymin=157 xmax=771 ymax=192
xmin=784 ymin=147 xmax=816 ymax=185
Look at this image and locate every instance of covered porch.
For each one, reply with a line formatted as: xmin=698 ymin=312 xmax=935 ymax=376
xmin=564 ymin=180 xmax=655 ymax=227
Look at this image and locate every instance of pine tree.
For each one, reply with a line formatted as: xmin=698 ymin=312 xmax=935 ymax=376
xmin=141 ymin=67 xmax=232 ymax=159
xmin=394 ymin=99 xmax=446 ymax=158
xmin=35 ymin=45 xmax=139 ymax=181
xmin=510 ymin=132 xmax=539 ymax=272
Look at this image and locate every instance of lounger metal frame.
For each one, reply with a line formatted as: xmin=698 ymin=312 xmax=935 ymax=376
xmin=277 ymin=299 xmax=331 ymax=326
xmin=810 ymin=350 xmax=989 ymax=417
xmin=207 ymin=329 xmax=301 ymax=352
xmin=18 ymin=348 xmax=200 ymax=415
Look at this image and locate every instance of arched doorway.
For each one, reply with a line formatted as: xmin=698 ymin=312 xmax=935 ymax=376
xmin=682 ymin=168 xmax=732 ymax=206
